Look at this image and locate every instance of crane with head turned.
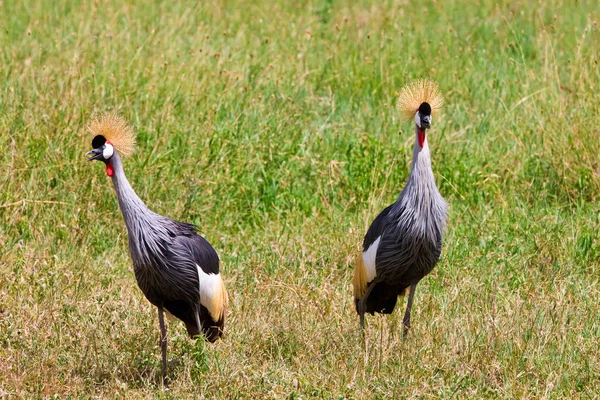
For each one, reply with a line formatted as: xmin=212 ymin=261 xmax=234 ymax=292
xmin=86 ymin=113 xmax=228 ymax=380
xmin=353 ymin=79 xmax=448 ymax=339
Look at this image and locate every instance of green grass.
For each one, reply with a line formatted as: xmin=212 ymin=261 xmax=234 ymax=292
xmin=1 ymin=0 xmax=600 ymax=397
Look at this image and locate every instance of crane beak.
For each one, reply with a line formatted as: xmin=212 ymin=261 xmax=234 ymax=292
xmin=420 ymin=115 xmax=431 ymax=130
xmin=86 ymin=148 xmax=103 ymax=162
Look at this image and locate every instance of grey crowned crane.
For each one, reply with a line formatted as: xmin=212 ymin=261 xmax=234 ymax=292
xmin=353 ymin=79 xmax=448 ymax=339
xmin=86 ymin=113 xmax=228 ymax=379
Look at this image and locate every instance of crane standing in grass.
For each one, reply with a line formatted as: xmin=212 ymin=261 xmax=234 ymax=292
xmin=353 ymin=79 xmax=448 ymax=339
xmin=86 ymin=114 xmax=228 ymax=379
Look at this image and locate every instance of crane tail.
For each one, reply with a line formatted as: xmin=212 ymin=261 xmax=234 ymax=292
xmin=185 ymin=304 xmax=224 ymax=343
xmin=352 ymin=243 xmax=408 ymax=316
xmin=353 ymin=250 xmax=368 ymax=313
xmin=204 ymin=273 xmax=228 ymax=326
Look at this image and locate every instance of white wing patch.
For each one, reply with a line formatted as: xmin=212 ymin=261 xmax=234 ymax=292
xmin=196 ymin=264 xmax=221 ymax=304
xmin=362 ymin=236 xmax=380 ymax=283
xmin=195 ymin=264 xmax=226 ymax=321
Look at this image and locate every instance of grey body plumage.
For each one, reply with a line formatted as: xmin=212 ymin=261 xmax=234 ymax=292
xmin=110 ymin=152 xmax=223 ymax=340
xmin=353 ymin=89 xmax=447 ymax=338
xmin=86 ymin=115 xmax=227 ymax=382
xmin=374 ymin=130 xmax=447 ymax=284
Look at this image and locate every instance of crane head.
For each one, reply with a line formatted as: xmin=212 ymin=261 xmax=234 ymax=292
xmin=415 ymin=102 xmax=432 ymax=130
xmin=86 ymin=112 xmax=136 ymax=157
xmin=396 ymin=79 xmax=443 ymax=126
xmin=86 ymin=135 xmax=114 ymax=162
xmin=396 ymin=79 xmax=442 ymax=147
xmin=86 ymin=113 xmax=136 ymax=176
xmin=86 ymin=135 xmax=118 ymax=176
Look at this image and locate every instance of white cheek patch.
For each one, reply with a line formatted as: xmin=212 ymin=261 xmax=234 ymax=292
xmin=103 ymin=143 xmax=114 ymax=159
xmin=414 ymin=111 xmax=421 ymax=128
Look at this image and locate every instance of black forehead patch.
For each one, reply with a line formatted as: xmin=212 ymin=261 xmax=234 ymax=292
xmin=418 ymin=102 xmax=432 ymax=116
xmin=91 ymin=135 xmax=107 ymax=149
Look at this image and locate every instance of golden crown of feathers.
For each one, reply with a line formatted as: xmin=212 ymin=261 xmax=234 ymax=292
xmin=396 ymin=79 xmax=444 ymax=122
xmin=88 ymin=113 xmax=136 ymax=156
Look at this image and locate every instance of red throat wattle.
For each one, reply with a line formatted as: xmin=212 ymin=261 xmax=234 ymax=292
xmin=418 ymin=129 xmax=426 ymax=148
xmin=106 ymin=163 xmax=114 ymax=177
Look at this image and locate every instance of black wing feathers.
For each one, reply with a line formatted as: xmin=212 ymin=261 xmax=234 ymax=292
xmin=135 ymin=219 xmax=222 ymax=340
xmin=363 ymin=281 xmax=400 ymax=315
xmin=362 ymin=204 xmax=393 ymax=251
xmin=167 ymin=222 xmax=222 ymax=340
xmin=172 ymin=223 xmax=220 ymax=275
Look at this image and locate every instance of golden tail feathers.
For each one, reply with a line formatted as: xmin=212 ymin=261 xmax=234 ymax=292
xmin=352 ymin=250 xmax=368 ymax=302
xmin=207 ymin=274 xmax=228 ymax=324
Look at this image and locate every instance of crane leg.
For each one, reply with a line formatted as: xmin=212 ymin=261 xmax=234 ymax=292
xmin=194 ymin=304 xmax=202 ymax=337
xmin=359 ymin=300 xmax=366 ymax=329
xmin=157 ymin=307 xmax=168 ymax=382
xmin=402 ymin=284 xmax=417 ymax=340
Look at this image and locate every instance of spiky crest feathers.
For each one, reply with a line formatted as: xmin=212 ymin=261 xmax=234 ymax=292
xmin=396 ymin=79 xmax=444 ymax=122
xmin=88 ymin=113 xmax=136 ymax=156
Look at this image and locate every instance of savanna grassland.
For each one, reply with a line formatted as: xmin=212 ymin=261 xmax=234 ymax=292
xmin=1 ymin=0 xmax=600 ymax=398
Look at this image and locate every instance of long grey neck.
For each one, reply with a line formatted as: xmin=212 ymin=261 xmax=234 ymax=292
xmin=109 ymin=152 xmax=152 ymax=232
xmin=392 ymin=124 xmax=447 ymax=231
xmin=407 ymin=125 xmax=435 ymax=190
xmin=109 ymin=153 xmax=174 ymax=271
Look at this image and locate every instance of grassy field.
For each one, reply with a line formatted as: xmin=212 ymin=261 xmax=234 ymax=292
xmin=1 ymin=0 xmax=600 ymax=398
